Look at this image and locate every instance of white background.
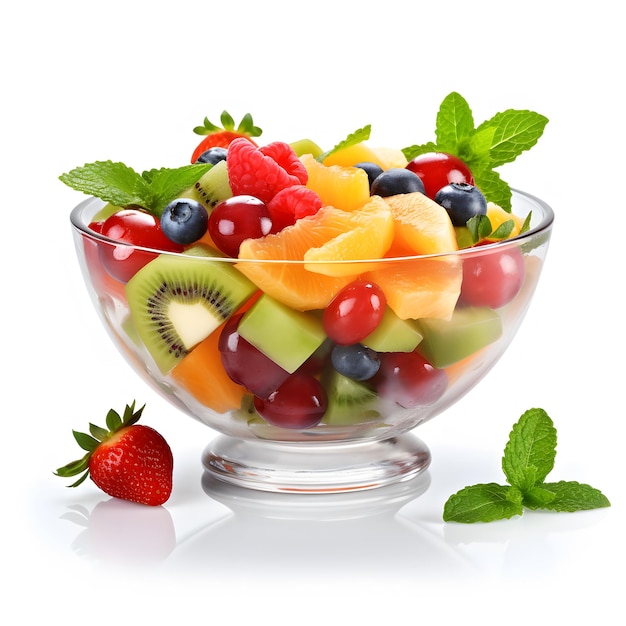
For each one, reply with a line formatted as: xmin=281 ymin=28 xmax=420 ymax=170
xmin=3 ymin=1 xmax=623 ymax=622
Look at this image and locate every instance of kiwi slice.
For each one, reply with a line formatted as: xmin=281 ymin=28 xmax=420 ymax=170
xmin=321 ymin=369 xmax=380 ymax=426
xmin=180 ymin=159 xmax=232 ymax=210
xmin=237 ymin=294 xmax=326 ymax=373
xmin=126 ymin=253 xmax=257 ymax=373
xmin=362 ymin=307 xmax=424 ymax=353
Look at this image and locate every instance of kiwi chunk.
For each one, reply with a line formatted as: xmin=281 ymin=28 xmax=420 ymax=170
xmin=180 ymin=159 xmax=232 ymax=211
xmin=126 ymin=253 xmax=257 ymax=373
xmin=237 ymin=294 xmax=326 ymax=373
xmin=322 ymin=369 xmax=380 ymax=426
xmin=415 ymin=306 xmax=502 ymax=368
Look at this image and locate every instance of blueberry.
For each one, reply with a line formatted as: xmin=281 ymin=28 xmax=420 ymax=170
xmin=354 ymin=161 xmax=384 ymax=188
xmin=160 ymin=199 xmax=209 ymax=245
xmin=434 ymin=182 xmax=487 ymax=226
xmin=196 ymin=147 xmax=228 ymax=165
xmin=370 ymin=168 xmax=425 ymax=197
xmin=331 ymin=344 xmax=380 ymax=381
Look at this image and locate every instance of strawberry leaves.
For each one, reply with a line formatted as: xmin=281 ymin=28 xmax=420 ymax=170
xmin=55 ymin=401 xmax=146 ymax=488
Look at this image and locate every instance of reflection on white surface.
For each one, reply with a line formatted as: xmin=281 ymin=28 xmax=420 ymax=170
xmin=166 ymin=471 xmax=475 ymax=578
xmin=50 ymin=443 xmax=615 ymax=585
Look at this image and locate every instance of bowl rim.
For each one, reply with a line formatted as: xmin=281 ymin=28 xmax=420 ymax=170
xmin=69 ymin=188 xmax=554 ymax=264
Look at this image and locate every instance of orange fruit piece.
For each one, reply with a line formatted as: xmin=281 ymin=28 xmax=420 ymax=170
xmin=366 ymin=257 xmax=462 ymax=320
xmin=170 ymin=324 xmax=246 ymax=414
xmin=236 ymin=206 xmax=358 ymax=310
xmin=385 ymin=192 xmax=458 ymax=255
xmin=304 ymin=195 xmax=394 ymax=276
xmin=322 ymin=143 xmax=408 ymax=170
xmin=485 ymin=202 xmax=524 ymax=240
xmin=300 ymin=153 xmax=370 ymax=212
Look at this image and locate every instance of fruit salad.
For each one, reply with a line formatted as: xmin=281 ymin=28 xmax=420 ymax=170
xmin=64 ymin=93 xmax=553 ymax=441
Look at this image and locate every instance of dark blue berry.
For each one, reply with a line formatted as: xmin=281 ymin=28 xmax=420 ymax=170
xmin=434 ymin=182 xmax=487 ymax=226
xmin=370 ymin=168 xmax=425 ymax=197
xmin=196 ymin=147 xmax=228 ymax=165
xmin=354 ymin=161 xmax=384 ymax=188
xmin=160 ymin=199 xmax=209 ymax=245
xmin=331 ymin=344 xmax=380 ymax=381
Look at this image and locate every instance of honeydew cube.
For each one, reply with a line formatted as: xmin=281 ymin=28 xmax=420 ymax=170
xmin=415 ymin=307 xmax=502 ymax=368
xmin=363 ymin=308 xmax=423 ymax=353
xmin=238 ymin=294 xmax=327 ymax=373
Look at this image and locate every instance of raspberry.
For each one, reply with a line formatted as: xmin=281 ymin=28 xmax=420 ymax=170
xmin=267 ymin=185 xmax=323 ymax=232
xmin=227 ymin=138 xmax=308 ymax=204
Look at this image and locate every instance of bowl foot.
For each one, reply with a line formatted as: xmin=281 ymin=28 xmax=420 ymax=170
xmin=201 ymin=433 xmax=431 ymax=493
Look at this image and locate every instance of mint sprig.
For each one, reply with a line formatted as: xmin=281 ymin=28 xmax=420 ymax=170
xmin=317 ymin=124 xmax=372 ymax=163
xmin=59 ymin=161 xmax=211 ymax=218
xmin=443 ymin=408 xmax=610 ymax=523
xmin=403 ymin=92 xmax=549 ymax=211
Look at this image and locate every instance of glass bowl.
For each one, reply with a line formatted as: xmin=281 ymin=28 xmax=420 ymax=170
xmin=70 ymin=190 xmax=553 ymax=493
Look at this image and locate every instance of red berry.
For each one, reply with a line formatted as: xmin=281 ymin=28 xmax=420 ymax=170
xmin=55 ymin=402 xmax=173 ymax=506
xmin=208 ymin=195 xmax=273 ymax=257
xmin=254 ymin=373 xmax=327 ymax=429
xmin=267 ymin=185 xmax=323 ymax=232
xmin=406 ymin=152 xmax=474 ymax=200
xmin=218 ymin=314 xmax=290 ymax=398
xmin=323 ymin=280 xmax=387 ymax=345
xmin=373 ymin=351 xmax=448 ymax=408
xmin=460 ymin=246 xmax=525 ymax=309
xmin=98 ymin=209 xmax=183 ymax=283
xmin=227 ymin=138 xmax=308 ymax=204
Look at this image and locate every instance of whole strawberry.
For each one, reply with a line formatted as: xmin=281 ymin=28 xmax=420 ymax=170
xmin=55 ymin=402 xmax=173 ymax=506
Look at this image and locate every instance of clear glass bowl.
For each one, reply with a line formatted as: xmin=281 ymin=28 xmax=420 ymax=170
xmin=70 ymin=190 xmax=553 ymax=493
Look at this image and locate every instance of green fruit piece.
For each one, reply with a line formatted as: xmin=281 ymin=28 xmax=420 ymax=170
xmin=362 ymin=307 xmax=423 ymax=353
xmin=290 ymin=138 xmax=323 ymax=158
xmin=454 ymin=226 xmax=474 ymax=249
xmin=180 ymin=159 xmax=232 ymax=211
xmin=126 ymin=254 xmax=257 ymax=373
xmin=237 ymin=294 xmax=326 ymax=373
xmin=416 ymin=307 xmax=503 ymax=368
xmin=321 ymin=369 xmax=380 ymax=425
xmin=92 ymin=203 xmax=123 ymax=223
xmin=183 ymin=242 xmax=225 ymax=258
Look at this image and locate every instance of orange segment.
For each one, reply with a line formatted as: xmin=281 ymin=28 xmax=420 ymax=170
xmin=304 ymin=196 xmax=394 ymax=276
xmin=385 ymin=192 xmax=458 ymax=255
xmin=485 ymin=202 xmax=524 ymax=239
xmin=170 ymin=325 xmax=246 ymax=413
xmin=236 ymin=205 xmax=358 ymax=310
xmin=322 ymin=143 xmax=408 ymax=170
xmin=300 ymin=153 xmax=370 ymax=212
xmin=366 ymin=257 xmax=462 ymax=320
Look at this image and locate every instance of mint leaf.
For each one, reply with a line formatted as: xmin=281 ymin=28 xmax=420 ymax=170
xmin=471 ymin=165 xmax=513 ymax=211
xmin=502 ymin=408 xmax=557 ymax=491
xmin=141 ymin=164 xmax=212 ymax=217
xmin=317 ymin=124 xmax=372 ymax=162
xmin=401 ymin=92 xmax=549 ymax=210
xmin=443 ymin=483 xmax=523 ymax=523
xmin=60 ymin=161 xmax=150 ymax=208
xmin=478 ymin=109 xmax=549 ymax=167
xmin=60 ymin=161 xmax=210 ymax=217
xmin=401 ymin=141 xmax=438 ymax=161
xmin=444 ymin=408 xmax=610 ymax=523
xmin=539 ymin=481 xmax=611 ymax=512
xmin=435 ymin=92 xmax=475 ymax=153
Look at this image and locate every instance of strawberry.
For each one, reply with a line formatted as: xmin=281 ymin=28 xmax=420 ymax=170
xmin=191 ymin=110 xmax=262 ymax=163
xmin=55 ymin=402 xmax=173 ymax=506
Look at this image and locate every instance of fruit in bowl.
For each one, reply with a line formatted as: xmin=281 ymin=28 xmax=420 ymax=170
xmin=65 ymin=94 xmax=553 ymax=493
